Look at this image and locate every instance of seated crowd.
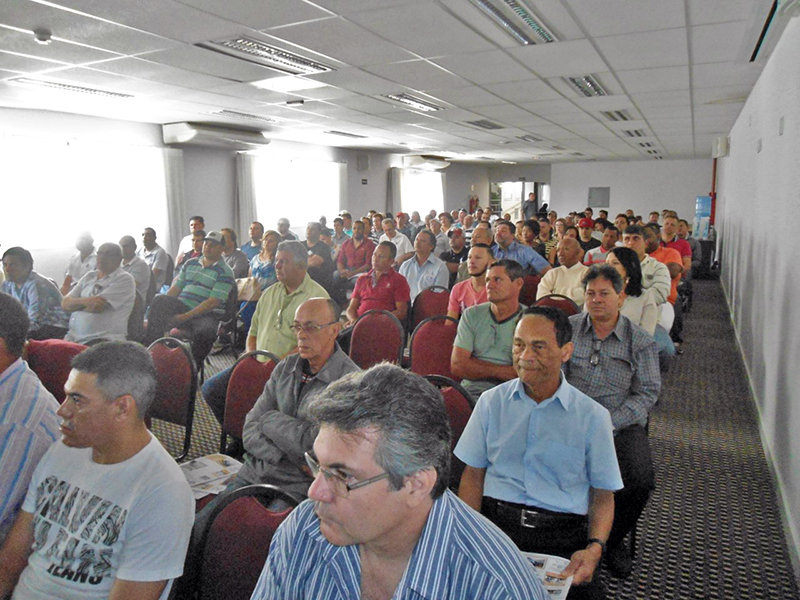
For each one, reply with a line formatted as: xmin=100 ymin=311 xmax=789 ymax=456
xmin=0 ymin=202 xmax=699 ymax=599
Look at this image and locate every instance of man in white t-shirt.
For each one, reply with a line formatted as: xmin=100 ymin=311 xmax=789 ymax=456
xmin=0 ymin=341 xmax=194 ymax=600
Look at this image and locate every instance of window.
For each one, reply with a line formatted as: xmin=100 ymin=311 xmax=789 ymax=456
xmin=397 ymin=168 xmax=444 ymax=217
xmin=251 ymin=156 xmax=344 ymax=238
xmin=0 ymin=135 xmax=168 ymax=251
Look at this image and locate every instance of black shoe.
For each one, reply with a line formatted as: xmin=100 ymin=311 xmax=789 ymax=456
xmin=605 ymin=541 xmax=633 ymax=578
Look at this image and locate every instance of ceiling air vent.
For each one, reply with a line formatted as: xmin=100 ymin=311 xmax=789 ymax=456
xmin=571 ymin=152 xmax=584 ymax=157
xmin=638 ymin=142 xmax=654 ymax=148
xmin=653 ymin=156 xmax=664 ymax=160
xmin=517 ymin=134 xmax=543 ymax=143
xmin=552 ymin=145 xmax=566 ymax=151
xmin=646 ymin=149 xmax=659 ymax=155
xmin=198 ymin=37 xmax=334 ymax=75
xmin=622 ymin=129 xmax=647 ymax=137
xmin=210 ymin=110 xmax=277 ymax=123
xmin=465 ymin=119 xmax=505 ymax=130
xmin=325 ymin=130 xmax=367 ymax=139
xmin=383 ymin=93 xmax=444 ymax=112
xmin=467 ymin=0 xmax=556 ymax=45
xmin=565 ymin=75 xmax=607 ymax=97
xmin=601 ymin=110 xmax=632 ymax=122
xmin=8 ymin=77 xmax=132 ymax=98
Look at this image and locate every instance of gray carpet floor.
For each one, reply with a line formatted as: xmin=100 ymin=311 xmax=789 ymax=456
xmin=152 ymin=279 xmax=800 ymax=599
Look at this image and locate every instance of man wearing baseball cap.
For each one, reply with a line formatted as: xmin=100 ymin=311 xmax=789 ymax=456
xmin=577 ymin=218 xmax=601 ymax=255
xmin=144 ymin=230 xmax=235 ymax=362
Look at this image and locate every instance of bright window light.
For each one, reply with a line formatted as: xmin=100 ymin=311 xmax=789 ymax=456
xmin=0 ymin=135 xmax=168 ymax=252
xmin=251 ymin=156 xmax=344 ymax=238
xmin=400 ymin=169 xmax=444 ymax=217
xmin=250 ymin=76 xmax=328 ymax=93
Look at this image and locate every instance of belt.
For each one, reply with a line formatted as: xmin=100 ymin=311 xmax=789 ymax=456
xmin=485 ymin=497 xmax=587 ymax=530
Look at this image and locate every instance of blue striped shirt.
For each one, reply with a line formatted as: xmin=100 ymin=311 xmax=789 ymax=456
xmin=251 ymin=490 xmax=547 ymax=600
xmin=2 ymin=272 xmax=69 ymax=331
xmin=0 ymin=358 xmax=59 ymax=545
xmin=176 ymin=257 xmax=235 ymax=316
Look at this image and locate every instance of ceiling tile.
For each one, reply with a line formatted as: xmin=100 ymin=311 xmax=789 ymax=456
xmin=565 ymin=0 xmax=685 ymax=37
xmin=306 ymin=68 xmax=404 ymax=95
xmin=595 ymin=28 xmax=689 ymax=70
xmin=691 ymin=61 xmax=761 ymax=89
xmin=489 ymin=79 xmax=560 ymax=103
xmin=0 ymin=50 xmax=68 ymax=73
xmin=87 ymin=56 xmax=231 ymax=89
xmin=0 ymin=27 xmax=119 ymax=65
xmin=146 ymin=46 xmax=282 ymax=82
xmin=179 ymin=0 xmax=331 ymax=29
xmin=508 ymin=39 xmax=608 ymax=78
xmin=424 ymin=85 xmax=504 ymax=108
xmin=472 ymin=104 xmax=550 ymax=127
xmin=690 ymin=21 xmax=751 ymax=64
xmin=331 ymin=95 xmax=397 ymax=114
xmin=616 ymin=65 xmax=690 ymax=94
xmin=348 ymin=3 xmax=495 ymax=58
xmin=693 ymin=85 xmax=750 ymax=105
xmin=630 ymin=90 xmax=691 ymax=107
xmin=432 ymin=51 xmax=533 ymax=85
xmin=687 ymin=0 xmax=760 ymax=26
xmin=572 ymin=94 xmax=636 ymax=111
xmin=363 ymin=60 xmax=465 ymax=91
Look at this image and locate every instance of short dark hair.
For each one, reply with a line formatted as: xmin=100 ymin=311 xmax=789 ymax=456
xmin=521 ymin=305 xmax=572 ymax=347
xmin=308 ymin=363 xmax=452 ymax=499
xmin=333 ymin=217 xmax=343 ymax=225
xmin=193 ymin=229 xmax=207 ymax=239
xmin=607 ymin=246 xmax=643 ymax=297
xmin=678 ymin=219 xmax=690 ymax=227
xmin=2 ymin=247 xmax=33 ymax=270
xmin=189 ymin=215 xmax=205 ymax=223
xmin=416 ymin=229 xmax=436 ymax=248
xmin=144 ymin=227 xmax=156 ymax=237
xmin=624 ymin=224 xmax=645 ymax=237
xmin=644 ymin=223 xmax=660 ymax=235
xmin=71 ymin=341 xmax=157 ymax=417
xmin=221 ymin=227 xmax=238 ymax=245
xmin=522 ymin=219 xmax=540 ymax=236
xmin=252 ymin=221 xmax=264 ymax=231
xmin=489 ymin=259 xmax=524 ymax=281
xmin=582 ymin=264 xmax=624 ymax=294
xmin=565 ymin=225 xmax=579 ymax=236
xmin=377 ymin=240 xmax=397 ymax=259
xmin=470 ymin=243 xmax=494 ymax=257
xmin=605 ymin=224 xmax=618 ymax=234
xmin=495 ymin=219 xmax=516 ymax=234
xmin=0 ymin=293 xmax=30 ymax=356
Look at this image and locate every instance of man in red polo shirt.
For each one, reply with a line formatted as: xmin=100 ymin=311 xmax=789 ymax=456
xmin=333 ymin=220 xmax=376 ymax=306
xmin=660 ymin=214 xmax=692 ymax=276
xmin=344 ymin=241 xmax=410 ymax=326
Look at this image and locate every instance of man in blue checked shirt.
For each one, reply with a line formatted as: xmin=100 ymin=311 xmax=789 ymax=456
xmin=251 ymin=364 xmax=547 ymax=600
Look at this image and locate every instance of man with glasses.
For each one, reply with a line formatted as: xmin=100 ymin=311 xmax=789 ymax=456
xmin=251 ymin=363 xmax=547 ymax=600
xmin=200 ymin=241 xmax=329 ymax=430
xmin=565 ymin=266 xmax=660 ymax=578
xmin=193 ymin=299 xmax=358 ymax=531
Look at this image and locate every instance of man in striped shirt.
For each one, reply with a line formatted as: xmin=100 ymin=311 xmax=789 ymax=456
xmin=0 ymin=294 xmax=59 ymax=546
xmin=144 ymin=231 xmax=234 ymax=362
xmin=251 ymin=364 xmax=547 ymax=600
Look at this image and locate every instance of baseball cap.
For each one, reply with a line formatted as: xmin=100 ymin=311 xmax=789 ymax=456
xmin=578 ymin=218 xmax=594 ymax=229
xmin=448 ymin=228 xmax=464 ymax=239
xmin=205 ymin=231 xmax=224 ymax=244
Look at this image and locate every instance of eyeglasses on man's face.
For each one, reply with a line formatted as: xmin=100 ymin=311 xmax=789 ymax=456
xmin=290 ymin=320 xmax=338 ymax=335
xmin=304 ymin=452 xmax=389 ymax=498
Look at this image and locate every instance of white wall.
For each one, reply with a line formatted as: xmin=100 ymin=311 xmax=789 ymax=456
xmin=716 ymin=16 xmax=800 ymax=573
xmin=444 ymin=162 xmax=489 ymax=212
xmin=550 ymin=159 xmax=711 ymax=220
xmin=182 ymin=147 xmax=236 ymax=234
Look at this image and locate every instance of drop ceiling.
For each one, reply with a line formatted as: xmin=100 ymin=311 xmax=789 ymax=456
xmin=0 ymin=0 xmax=775 ymax=164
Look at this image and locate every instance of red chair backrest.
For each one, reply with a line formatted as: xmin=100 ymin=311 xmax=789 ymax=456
xmin=26 ymin=339 xmax=87 ymax=403
xmin=196 ymin=485 xmax=296 ymax=600
xmin=519 ymin=274 xmax=542 ymax=307
xmin=409 ymin=316 xmax=459 ymax=380
xmin=349 ymin=310 xmax=405 ymax=369
xmin=410 ymin=286 xmax=450 ymax=332
xmin=222 ymin=352 xmax=279 ymax=441
xmin=148 ymin=338 xmax=196 ymax=426
xmin=424 ymin=375 xmax=474 ymax=491
xmin=534 ymin=294 xmax=582 ymax=316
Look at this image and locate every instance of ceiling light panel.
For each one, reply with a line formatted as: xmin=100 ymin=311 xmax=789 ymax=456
xmin=210 ymin=110 xmax=278 ymax=123
xmin=565 ymin=74 xmax=607 ymax=97
xmin=382 ymin=93 xmax=444 ymax=112
xmin=199 ymin=37 xmax=334 ymax=75
xmin=466 ymin=0 xmax=556 ymax=45
xmin=251 ymin=75 xmax=328 ymax=92
xmin=8 ymin=76 xmax=133 ymax=98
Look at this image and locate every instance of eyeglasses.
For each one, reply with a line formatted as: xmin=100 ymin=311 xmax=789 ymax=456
xmin=304 ymin=452 xmax=390 ymax=498
xmin=290 ymin=320 xmax=339 ymax=335
xmin=590 ymin=339 xmax=603 ymax=367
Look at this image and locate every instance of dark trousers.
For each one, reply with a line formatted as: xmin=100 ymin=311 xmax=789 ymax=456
xmin=145 ymin=295 xmax=218 ymax=364
xmin=200 ymin=365 xmax=234 ymax=425
xmin=670 ymin=296 xmax=684 ymax=344
xmin=609 ymin=425 xmax=655 ymax=549
xmin=28 ymin=325 xmax=68 ymax=341
xmin=482 ymin=498 xmax=604 ymax=600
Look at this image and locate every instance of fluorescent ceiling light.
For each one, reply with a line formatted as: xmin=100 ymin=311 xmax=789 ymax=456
xmin=8 ymin=77 xmax=132 ymax=98
xmin=565 ymin=75 xmax=607 ymax=97
xmin=210 ymin=110 xmax=278 ymax=124
xmin=467 ymin=0 xmax=556 ymax=45
xmin=325 ymin=130 xmax=367 ymax=139
xmin=251 ymin=76 xmax=328 ymax=93
xmin=199 ymin=37 xmax=334 ymax=75
xmin=383 ymin=93 xmax=444 ymax=112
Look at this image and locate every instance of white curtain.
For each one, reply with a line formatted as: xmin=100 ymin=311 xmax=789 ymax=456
xmin=389 ymin=167 xmax=403 ymax=216
xmin=235 ymin=153 xmax=257 ymax=239
xmin=162 ymin=148 xmax=185 ymax=256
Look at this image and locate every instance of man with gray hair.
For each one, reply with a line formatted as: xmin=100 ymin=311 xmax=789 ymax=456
xmin=250 ymin=363 xmax=548 ymax=600
xmin=62 ymin=242 xmax=136 ymax=345
xmin=0 ymin=342 xmax=194 ymax=600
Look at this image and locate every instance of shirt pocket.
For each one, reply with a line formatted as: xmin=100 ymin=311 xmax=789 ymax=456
xmin=533 ymin=440 xmax=586 ymax=490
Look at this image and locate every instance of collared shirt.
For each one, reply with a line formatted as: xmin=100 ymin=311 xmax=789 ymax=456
xmin=0 ymin=359 xmax=59 ymax=545
xmin=65 ymin=268 xmax=136 ymax=344
xmin=337 ymin=237 xmax=376 ymax=272
xmin=352 ymin=268 xmax=410 ymax=316
xmin=138 ymin=243 xmax=169 ymax=288
xmin=378 ymin=231 xmax=413 ymax=257
xmin=251 ymin=490 xmax=548 ymax=600
xmin=661 ymin=236 xmax=692 ymax=260
xmin=584 ymin=245 xmax=612 ymax=266
xmin=238 ymin=346 xmax=360 ymax=496
xmin=455 ymin=376 xmax=622 ymax=515
xmin=639 ymin=255 xmax=671 ymax=305
xmin=64 ymin=251 xmax=96 ymax=286
xmin=398 ymin=254 xmax=449 ymax=300
xmin=566 ymin=312 xmax=661 ymax=431
xmin=536 ymin=262 xmax=589 ymax=305
xmin=332 ymin=232 xmax=350 ymax=247
xmin=492 ymin=241 xmax=550 ymax=274
xmin=2 ymin=272 xmax=68 ymax=331
xmin=121 ymin=255 xmax=151 ymax=301
xmin=240 ymin=241 xmax=261 ymax=262
xmin=175 ymin=257 xmax=235 ymax=316
xmin=249 ymin=274 xmax=329 ymax=360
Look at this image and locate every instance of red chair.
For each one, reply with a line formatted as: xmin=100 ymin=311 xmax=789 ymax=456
xmin=534 ymin=294 xmax=582 ymax=316
xmin=518 ymin=274 xmax=542 ymax=307
xmin=424 ymin=375 xmax=475 ymax=491
xmin=349 ymin=310 xmax=405 ymax=369
xmin=25 ymin=339 xmax=87 ymax=403
xmin=219 ymin=350 xmax=280 ymax=454
xmin=147 ymin=337 xmax=197 ymax=461
xmin=189 ymin=484 xmax=300 ymax=600
xmin=408 ymin=316 xmax=459 ymax=380
xmin=409 ymin=285 xmax=450 ymax=333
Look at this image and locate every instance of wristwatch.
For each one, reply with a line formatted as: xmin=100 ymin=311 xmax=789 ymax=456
xmin=586 ymin=538 xmax=606 ymax=557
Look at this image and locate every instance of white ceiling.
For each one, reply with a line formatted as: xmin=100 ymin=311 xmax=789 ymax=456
xmin=0 ymin=0 xmax=775 ymax=164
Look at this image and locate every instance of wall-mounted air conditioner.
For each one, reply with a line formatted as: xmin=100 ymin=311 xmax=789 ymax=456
xmin=162 ymin=122 xmax=271 ymax=149
xmin=402 ymin=155 xmax=451 ymax=170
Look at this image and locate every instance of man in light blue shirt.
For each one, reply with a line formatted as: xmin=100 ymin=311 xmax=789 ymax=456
xmin=251 ymin=364 xmax=547 ymax=600
xmin=493 ymin=219 xmax=551 ymax=275
xmin=456 ymin=306 xmax=622 ymax=599
xmin=398 ymin=229 xmax=449 ymax=301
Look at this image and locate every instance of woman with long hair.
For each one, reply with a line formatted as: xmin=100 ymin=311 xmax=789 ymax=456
xmin=249 ymin=229 xmax=281 ymax=291
xmin=605 ymin=246 xmax=658 ymax=335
